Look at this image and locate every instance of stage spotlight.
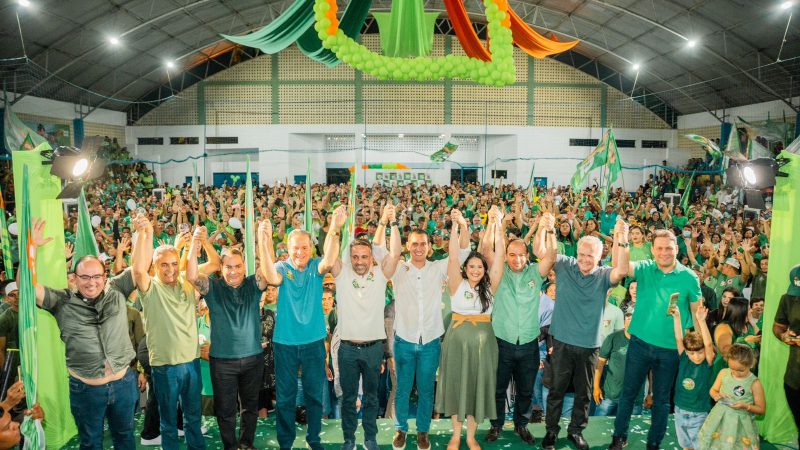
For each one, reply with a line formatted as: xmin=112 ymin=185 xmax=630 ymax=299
xmin=726 ymin=158 xmax=778 ymax=190
xmin=72 ymin=158 xmax=89 ymax=177
xmin=45 ymin=139 xmax=106 ymax=199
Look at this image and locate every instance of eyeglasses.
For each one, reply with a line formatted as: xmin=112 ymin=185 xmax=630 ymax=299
xmin=76 ymin=274 xmax=106 ymax=282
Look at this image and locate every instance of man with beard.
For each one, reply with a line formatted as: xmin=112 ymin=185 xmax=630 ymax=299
xmin=330 ymin=204 xmax=402 ymax=450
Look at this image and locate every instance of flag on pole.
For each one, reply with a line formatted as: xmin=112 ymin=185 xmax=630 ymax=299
xmin=570 ymin=129 xmax=613 ymax=193
xmin=244 ymin=157 xmax=256 ymax=276
xmin=18 ymin=166 xmax=46 ymax=450
xmin=684 ymin=134 xmax=723 ymax=166
xmin=736 ymin=118 xmax=775 ymax=160
xmin=526 ymin=162 xmax=536 ymax=202
xmin=341 ymin=169 xmax=357 ymax=256
xmin=304 ymin=158 xmax=315 ymax=241
xmin=192 ymin=161 xmax=199 ymax=200
xmin=3 ymin=99 xmax=47 ymax=153
xmin=680 ymin=171 xmax=696 ymax=211
xmin=0 ymin=185 xmax=13 ymax=279
xmin=71 ymin=188 xmax=99 ymax=271
xmin=601 ymin=133 xmax=621 ymax=207
xmin=785 ymin=134 xmax=800 ymax=154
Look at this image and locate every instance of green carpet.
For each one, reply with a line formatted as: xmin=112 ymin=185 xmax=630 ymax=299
xmin=61 ymin=415 xmax=790 ymax=449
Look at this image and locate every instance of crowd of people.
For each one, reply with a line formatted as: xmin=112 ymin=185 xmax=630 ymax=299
xmin=0 ymin=161 xmax=799 ymax=450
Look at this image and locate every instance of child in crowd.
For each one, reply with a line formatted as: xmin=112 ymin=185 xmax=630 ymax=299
xmin=696 ymin=344 xmax=765 ymax=450
xmin=671 ymin=305 xmax=715 ymax=450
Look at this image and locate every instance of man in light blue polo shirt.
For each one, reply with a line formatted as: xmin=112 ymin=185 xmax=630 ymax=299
xmin=261 ymin=206 xmax=347 ymax=450
xmin=609 ymin=229 xmax=702 ymax=450
xmin=540 ymin=220 xmax=629 ymax=450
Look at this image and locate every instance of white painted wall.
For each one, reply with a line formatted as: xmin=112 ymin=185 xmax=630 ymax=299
xmin=126 ymin=124 xmax=688 ymax=190
xmin=677 ymin=96 xmax=800 ymax=129
xmin=9 ymin=93 xmax=127 ymax=126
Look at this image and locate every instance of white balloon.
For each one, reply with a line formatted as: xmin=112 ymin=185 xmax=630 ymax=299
xmin=8 ymin=223 xmax=18 ymax=236
xmin=126 ymin=199 xmax=137 ymax=211
xmin=91 ymin=216 xmax=102 ymax=227
xmin=228 ymin=217 xmax=242 ymax=229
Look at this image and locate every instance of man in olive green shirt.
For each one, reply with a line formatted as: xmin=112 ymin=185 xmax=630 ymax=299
xmin=133 ymin=214 xmax=210 ymax=450
xmin=486 ymin=210 xmax=556 ymax=445
xmin=31 ymin=218 xmax=139 ymax=450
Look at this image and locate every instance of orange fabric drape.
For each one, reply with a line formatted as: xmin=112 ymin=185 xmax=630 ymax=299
xmin=444 ymin=0 xmax=491 ymax=61
xmin=507 ymin=7 xmax=579 ymax=58
xmin=444 ymin=0 xmax=579 ymax=60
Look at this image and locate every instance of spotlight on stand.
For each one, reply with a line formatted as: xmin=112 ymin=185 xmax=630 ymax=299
xmin=43 ymin=136 xmax=106 ymax=199
xmin=725 ymin=157 xmax=789 ymax=209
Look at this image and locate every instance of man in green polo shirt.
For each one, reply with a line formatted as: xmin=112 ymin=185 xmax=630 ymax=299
xmin=486 ymin=209 xmax=557 ymax=445
xmin=610 ymin=229 xmax=702 ymax=450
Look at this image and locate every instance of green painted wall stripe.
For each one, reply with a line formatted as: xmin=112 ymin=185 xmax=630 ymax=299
xmin=271 ymin=55 xmax=280 ymax=124
xmin=197 ymin=82 xmax=205 ymax=125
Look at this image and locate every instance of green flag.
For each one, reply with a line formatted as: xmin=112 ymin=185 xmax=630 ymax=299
xmin=601 ymin=130 xmax=621 ymax=207
xmin=680 ymin=171 xmax=696 ymax=211
xmin=305 ymin=158 xmax=313 ymax=235
xmin=17 ymin=165 xmax=46 ymax=449
xmin=341 ymin=170 xmax=357 ymax=256
xmin=3 ymin=99 xmax=47 ymax=153
xmin=684 ymin=134 xmax=722 ymax=166
xmin=71 ymin=188 xmax=99 ymax=271
xmin=192 ymin=161 xmax=199 ymax=200
xmin=570 ymin=129 xmax=612 ymax=192
xmin=0 ymin=185 xmax=13 ymax=279
xmin=12 ymin=147 xmax=78 ymax=448
xmin=244 ymin=157 xmax=256 ymax=276
xmin=735 ymin=118 xmax=774 ymax=160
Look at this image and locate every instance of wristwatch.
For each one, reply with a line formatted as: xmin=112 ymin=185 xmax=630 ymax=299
xmin=618 ymin=242 xmax=630 ymax=248
xmin=389 ymin=221 xmax=398 ymax=228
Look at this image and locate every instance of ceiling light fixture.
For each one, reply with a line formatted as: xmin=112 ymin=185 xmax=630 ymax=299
xmin=686 ymin=39 xmax=697 ymax=48
xmin=108 ymin=36 xmax=120 ymax=45
xmin=780 ymin=1 xmax=793 ymax=10
xmin=165 ymin=60 xmax=175 ymax=69
xmin=17 ymin=0 xmax=31 ymax=7
xmin=632 ymin=63 xmax=641 ymax=71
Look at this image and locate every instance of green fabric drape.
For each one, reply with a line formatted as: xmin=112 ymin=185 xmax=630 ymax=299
xmin=373 ymin=0 xmax=439 ymax=57
xmin=12 ymin=149 xmax=78 ymax=449
xmin=296 ymin=0 xmax=372 ymax=66
xmin=758 ymin=151 xmax=800 ymax=443
xmin=220 ymin=0 xmax=315 ymax=54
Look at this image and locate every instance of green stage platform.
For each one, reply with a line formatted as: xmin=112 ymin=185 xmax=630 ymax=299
xmin=62 ymin=415 xmax=792 ymax=450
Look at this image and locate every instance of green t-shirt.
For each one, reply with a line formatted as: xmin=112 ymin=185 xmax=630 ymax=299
xmin=197 ymin=316 xmax=213 ymax=396
xmin=674 ymin=353 xmax=713 ymax=412
xmin=138 ymin=275 xmax=199 ymax=366
xmin=0 ymin=309 xmax=19 ymax=350
xmin=599 ymin=330 xmax=635 ymax=401
xmin=203 ymin=276 xmax=263 ymax=359
xmin=628 ymin=260 xmax=703 ymax=350
xmin=491 ymin=263 xmax=543 ymax=345
xmin=672 ymin=216 xmax=688 ymax=229
xmin=705 ymin=273 xmax=745 ymax=300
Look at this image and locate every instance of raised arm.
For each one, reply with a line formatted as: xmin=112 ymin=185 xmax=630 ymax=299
xmin=489 ymin=207 xmax=505 ymax=294
xmin=258 ymin=219 xmax=283 ymax=286
xmin=670 ymin=306 xmax=686 ymax=355
xmin=381 ymin=204 xmax=402 ymax=279
xmin=318 ymin=205 xmax=347 ymax=275
xmin=447 ymin=219 xmax=463 ymax=296
xmin=132 ymin=214 xmax=154 ymax=293
xmin=453 ymin=208 xmax=470 ymax=250
xmin=186 ymin=226 xmax=210 ymax=296
xmin=610 ymin=219 xmax=630 ymax=284
xmin=694 ymin=305 xmax=715 ymax=364
xmin=31 ymin=219 xmax=53 ymax=307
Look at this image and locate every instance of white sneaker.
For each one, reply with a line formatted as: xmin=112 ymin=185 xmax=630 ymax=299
xmin=178 ymin=429 xmax=185 ymax=437
xmin=140 ymin=436 xmax=162 ymax=446
xmin=201 ymin=425 xmax=208 ymax=435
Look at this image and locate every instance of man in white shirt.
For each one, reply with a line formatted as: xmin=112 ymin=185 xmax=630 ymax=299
xmin=392 ymin=209 xmax=471 ymax=450
xmin=330 ymin=205 xmax=402 ymax=450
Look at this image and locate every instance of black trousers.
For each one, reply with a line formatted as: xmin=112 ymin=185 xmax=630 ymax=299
xmin=210 ymin=354 xmax=264 ymax=450
xmin=491 ymin=338 xmax=539 ymax=429
xmin=544 ymin=339 xmax=598 ymax=435
xmin=338 ymin=341 xmax=384 ymax=442
xmin=786 ymin=383 xmax=800 ymax=433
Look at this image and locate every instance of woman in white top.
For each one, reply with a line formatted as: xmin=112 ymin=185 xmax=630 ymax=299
xmin=436 ymin=207 xmax=505 ymax=450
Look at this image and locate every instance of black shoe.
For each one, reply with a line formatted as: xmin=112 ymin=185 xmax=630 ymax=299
xmin=646 ymin=445 xmax=659 ymax=450
xmin=567 ymin=432 xmax=589 ymax=450
xmin=485 ymin=427 xmax=501 ymax=442
xmin=541 ymin=431 xmax=558 ymax=450
xmin=608 ymin=436 xmax=628 ymax=450
xmin=514 ymin=425 xmax=536 ymax=445
xmin=529 ymin=409 xmax=544 ymax=423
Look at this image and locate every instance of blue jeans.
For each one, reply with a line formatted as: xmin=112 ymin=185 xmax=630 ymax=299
xmin=674 ymin=406 xmax=707 ymax=449
xmin=152 ymin=360 xmax=205 ymax=450
xmin=275 ymin=339 xmax=327 ymax=449
xmin=593 ymin=398 xmax=643 ymax=417
xmin=68 ymin=368 xmax=138 ymax=450
xmin=394 ymin=336 xmax=440 ymax=433
xmin=613 ymin=335 xmax=679 ymax=448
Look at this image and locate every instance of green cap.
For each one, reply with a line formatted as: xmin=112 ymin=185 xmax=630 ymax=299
xmin=788 ymin=264 xmax=800 ymax=297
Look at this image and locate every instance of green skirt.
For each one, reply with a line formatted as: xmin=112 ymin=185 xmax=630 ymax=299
xmin=435 ymin=320 xmax=498 ymax=423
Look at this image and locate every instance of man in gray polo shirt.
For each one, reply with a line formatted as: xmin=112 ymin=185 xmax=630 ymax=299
xmin=30 ymin=219 xmax=139 ymax=450
xmin=539 ymin=220 xmax=629 ymax=450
